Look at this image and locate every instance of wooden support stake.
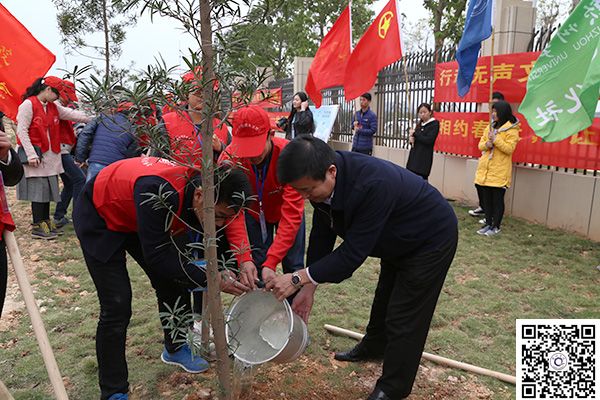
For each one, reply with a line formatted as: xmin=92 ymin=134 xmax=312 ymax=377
xmin=324 ymin=324 xmax=516 ymax=385
xmin=4 ymin=231 xmax=69 ymax=399
xmin=0 ymin=380 xmax=15 ymax=400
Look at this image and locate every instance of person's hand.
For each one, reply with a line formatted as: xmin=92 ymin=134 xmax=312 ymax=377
xmin=265 ymin=273 xmax=298 ymax=301
xmin=261 ymin=267 xmax=277 ymax=284
xmin=28 ymin=158 xmax=41 ymax=167
xmin=300 ymin=100 xmax=309 ymax=111
xmin=0 ymin=130 xmax=11 ymax=162
xmin=485 ymin=140 xmax=494 ymax=149
xmin=291 ymin=284 xmax=316 ymax=324
xmin=76 ymin=160 xmax=87 ymax=168
xmin=409 ymin=135 xmax=415 ymax=145
xmin=353 ymin=121 xmax=359 ymax=129
xmin=220 ymin=269 xmax=250 ymax=296
xmin=408 ymin=128 xmax=415 ymax=136
xmin=212 ymin=134 xmax=223 ymax=152
xmin=238 ymin=261 xmax=258 ymax=289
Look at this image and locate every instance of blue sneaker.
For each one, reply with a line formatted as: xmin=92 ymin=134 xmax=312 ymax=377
xmin=161 ymin=344 xmax=209 ymax=373
xmin=107 ymin=394 xmax=128 ymax=400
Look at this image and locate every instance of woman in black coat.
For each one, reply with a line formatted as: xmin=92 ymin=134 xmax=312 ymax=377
xmin=406 ymin=103 xmax=440 ymax=180
xmin=283 ymin=91 xmax=315 ymax=139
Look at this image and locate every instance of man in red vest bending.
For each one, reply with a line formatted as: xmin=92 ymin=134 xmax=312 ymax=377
xmin=220 ymin=106 xmax=311 ymax=322
xmin=73 ymin=156 xmax=252 ymax=400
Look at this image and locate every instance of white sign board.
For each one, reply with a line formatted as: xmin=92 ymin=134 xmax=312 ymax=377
xmin=310 ymin=105 xmax=340 ymax=143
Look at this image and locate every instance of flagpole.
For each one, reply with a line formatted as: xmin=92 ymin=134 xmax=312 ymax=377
xmin=489 ymin=26 xmax=495 ymax=126
xmin=403 ymin=59 xmax=412 ymax=122
xmin=398 ymin=0 xmax=412 ymax=125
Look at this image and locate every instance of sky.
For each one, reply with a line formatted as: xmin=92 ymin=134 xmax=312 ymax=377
xmin=1 ymin=0 xmax=429 ymax=79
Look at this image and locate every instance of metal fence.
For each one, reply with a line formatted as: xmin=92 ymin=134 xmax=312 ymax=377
xmin=322 ymin=46 xmax=479 ymax=148
xmin=268 ymin=76 xmax=294 ymax=112
xmin=374 ymin=47 xmax=479 ymax=149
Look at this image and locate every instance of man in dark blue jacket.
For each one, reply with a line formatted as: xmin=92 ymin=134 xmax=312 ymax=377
xmin=267 ymin=136 xmax=458 ymax=400
xmin=75 ymin=110 xmax=140 ymax=182
xmin=351 ymin=93 xmax=377 ymax=155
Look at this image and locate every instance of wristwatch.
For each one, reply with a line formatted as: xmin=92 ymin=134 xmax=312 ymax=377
xmin=291 ymin=272 xmax=302 ymax=289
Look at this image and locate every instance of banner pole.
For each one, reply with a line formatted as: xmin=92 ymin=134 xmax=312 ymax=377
xmin=3 ymin=230 xmax=69 ymax=400
xmin=403 ymin=58 xmax=412 ymax=122
xmin=489 ymin=26 xmax=495 ymax=126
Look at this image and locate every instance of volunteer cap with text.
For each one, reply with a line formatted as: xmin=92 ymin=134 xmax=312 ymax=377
xmin=43 ymin=76 xmax=63 ymax=92
xmin=230 ymin=105 xmax=271 ymax=158
xmin=61 ymin=80 xmax=78 ymax=102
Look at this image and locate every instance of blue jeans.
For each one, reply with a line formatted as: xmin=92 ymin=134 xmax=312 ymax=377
xmin=86 ymin=162 xmax=107 ymax=183
xmin=54 ymin=154 xmax=86 ymax=220
xmin=244 ymin=212 xmax=306 ymax=275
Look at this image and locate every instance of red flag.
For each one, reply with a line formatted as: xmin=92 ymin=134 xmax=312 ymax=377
xmin=0 ymin=4 xmax=55 ymax=120
xmin=305 ymin=5 xmax=352 ymax=108
xmin=343 ymin=0 xmax=402 ymax=101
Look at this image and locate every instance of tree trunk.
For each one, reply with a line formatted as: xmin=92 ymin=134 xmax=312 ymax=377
xmin=102 ymin=0 xmax=110 ymax=79
xmin=198 ymin=1 xmax=233 ymax=399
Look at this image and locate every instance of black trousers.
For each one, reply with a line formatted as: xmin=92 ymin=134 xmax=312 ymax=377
xmin=475 ymin=184 xmax=486 ymax=211
xmin=359 ymin=232 xmax=458 ymax=399
xmin=477 ymin=185 xmax=506 ymax=228
xmin=82 ymin=235 xmax=191 ymax=400
xmin=0 ymin=241 xmax=7 ymax=318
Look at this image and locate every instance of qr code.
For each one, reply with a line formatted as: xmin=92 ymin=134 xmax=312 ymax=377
xmin=517 ymin=319 xmax=599 ymax=399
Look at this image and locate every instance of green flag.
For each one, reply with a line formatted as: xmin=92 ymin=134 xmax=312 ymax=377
xmin=519 ymin=0 xmax=600 ymax=142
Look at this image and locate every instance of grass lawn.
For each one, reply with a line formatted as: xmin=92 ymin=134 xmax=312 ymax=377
xmin=1 ymin=196 xmax=599 ymax=399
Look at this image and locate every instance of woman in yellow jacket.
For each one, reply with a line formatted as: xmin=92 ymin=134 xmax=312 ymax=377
xmin=474 ymin=101 xmax=520 ymax=236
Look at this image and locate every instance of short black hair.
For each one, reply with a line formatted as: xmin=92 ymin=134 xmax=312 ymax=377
xmin=191 ymin=166 xmax=254 ymax=212
xmin=216 ymin=166 xmax=254 ymax=212
xmin=492 ymin=91 xmax=505 ymax=101
xmin=360 ymin=93 xmax=372 ymax=102
xmin=277 ymin=136 xmax=336 ymax=184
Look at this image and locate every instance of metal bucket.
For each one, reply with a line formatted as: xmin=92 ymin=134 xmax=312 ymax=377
xmin=225 ymin=290 xmax=308 ymax=365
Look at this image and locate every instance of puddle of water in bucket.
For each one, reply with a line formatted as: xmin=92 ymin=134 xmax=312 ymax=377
xmin=258 ymin=310 xmax=289 ymax=350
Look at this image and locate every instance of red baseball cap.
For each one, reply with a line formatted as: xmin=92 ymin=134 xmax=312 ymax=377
xmin=230 ymin=105 xmax=272 ymax=158
xmin=43 ymin=76 xmax=63 ymax=92
xmin=182 ymin=66 xmax=219 ymax=92
xmin=61 ymin=80 xmax=78 ymax=102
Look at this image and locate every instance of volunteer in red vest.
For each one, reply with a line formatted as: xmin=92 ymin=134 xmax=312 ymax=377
xmin=162 ymin=69 xmax=230 ymax=164
xmin=16 ymin=77 xmax=90 ymax=239
xmin=53 ymin=79 xmax=86 ymax=229
xmin=73 ymin=156 xmax=253 ymax=400
xmin=0 ymin=125 xmax=24 ymax=319
xmin=221 ymin=105 xmax=312 ymax=322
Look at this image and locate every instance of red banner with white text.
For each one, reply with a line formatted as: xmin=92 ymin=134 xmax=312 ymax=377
xmin=434 ymin=112 xmax=600 ymax=170
xmin=434 ymin=52 xmax=540 ymax=103
xmin=232 ymin=88 xmax=283 ymax=109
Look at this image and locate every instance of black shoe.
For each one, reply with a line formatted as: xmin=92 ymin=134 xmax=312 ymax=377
xmin=334 ymin=342 xmax=384 ymax=362
xmin=367 ymin=387 xmax=391 ymax=400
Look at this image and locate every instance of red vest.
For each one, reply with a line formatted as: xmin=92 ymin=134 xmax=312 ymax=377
xmin=163 ymin=111 xmax=230 ymax=164
xmin=92 ymin=157 xmax=194 ymax=233
xmin=58 ymin=119 xmax=76 ymax=146
xmin=17 ymin=96 xmax=61 ymax=153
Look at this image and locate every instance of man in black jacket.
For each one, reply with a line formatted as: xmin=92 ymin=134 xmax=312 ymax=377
xmin=267 ymin=136 xmax=458 ymax=400
xmin=0 ymin=116 xmax=25 ymax=318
